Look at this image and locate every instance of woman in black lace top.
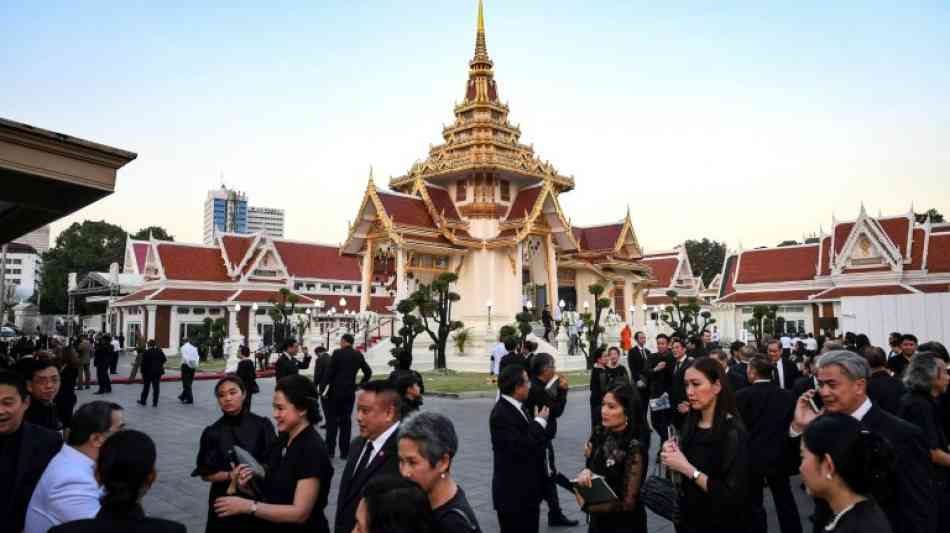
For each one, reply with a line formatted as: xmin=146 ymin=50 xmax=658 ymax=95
xmin=575 ymin=384 xmax=646 ymax=533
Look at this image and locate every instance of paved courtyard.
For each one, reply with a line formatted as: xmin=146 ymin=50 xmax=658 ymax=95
xmin=78 ymin=357 xmax=814 ymax=533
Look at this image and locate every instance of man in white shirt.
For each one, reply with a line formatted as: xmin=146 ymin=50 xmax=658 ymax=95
xmin=178 ymin=339 xmax=199 ymax=404
xmin=25 ymin=401 xmax=124 ymax=533
xmin=490 ymin=336 xmax=508 ymax=376
xmin=779 ymin=333 xmax=792 ymax=357
xmin=804 ymin=333 xmax=818 ymax=353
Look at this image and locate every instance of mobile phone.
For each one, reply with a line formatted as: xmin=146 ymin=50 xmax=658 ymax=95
xmin=807 ymin=396 xmax=820 ymax=414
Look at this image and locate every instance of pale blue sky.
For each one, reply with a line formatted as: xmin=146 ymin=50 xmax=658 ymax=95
xmin=3 ymin=1 xmax=948 ymax=250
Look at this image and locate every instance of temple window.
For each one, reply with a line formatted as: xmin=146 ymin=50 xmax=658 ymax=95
xmin=500 ymin=180 xmax=510 ymax=201
xmin=456 ymin=180 xmax=467 ymax=201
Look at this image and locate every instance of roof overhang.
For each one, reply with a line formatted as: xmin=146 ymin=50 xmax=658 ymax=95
xmin=0 ymin=117 xmax=137 ymax=242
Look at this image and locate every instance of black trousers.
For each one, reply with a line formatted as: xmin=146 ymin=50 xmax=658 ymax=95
xmin=543 ymin=325 xmax=552 ymax=342
xmin=140 ymin=376 xmax=160 ymax=406
xmin=749 ymin=473 xmax=803 ymax=533
xmin=179 ymin=364 xmax=195 ymax=403
xmin=326 ymin=391 xmax=355 ymax=457
xmin=110 ymin=350 xmax=119 ymax=373
xmin=541 ymin=442 xmax=568 ymax=517
xmin=497 ymin=508 xmax=539 ymax=533
xmin=96 ymin=364 xmax=112 ymax=392
xmin=650 ymin=408 xmax=672 ymax=445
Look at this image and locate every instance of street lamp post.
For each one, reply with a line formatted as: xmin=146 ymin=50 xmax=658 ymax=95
xmin=486 ymin=299 xmax=493 ymax=331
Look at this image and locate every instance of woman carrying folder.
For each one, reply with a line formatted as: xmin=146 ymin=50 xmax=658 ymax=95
xmin=575 ymin=384 xmax=647 ymax=533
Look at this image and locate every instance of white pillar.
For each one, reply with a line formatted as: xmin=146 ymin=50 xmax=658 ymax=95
xmin=248 ymin=308 xmax=261 ymax=351
xmin=395 ymin=247 xmax=408 ymax=303
xmin=226 ymin=307 xmax=243 ymax=372
xmin=145 ymin=305 xmax=157 ymax=343
xmin=168 ymin=306 xmax=180 ymax=352
xmin=360 ymin=239 xmax=373 ymax=312
xmin=544 ymin=234 xmax=559 ymax=311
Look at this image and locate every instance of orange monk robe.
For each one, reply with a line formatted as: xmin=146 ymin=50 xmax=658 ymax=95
xmin=621 ymin=324 xmax=633 ymax=352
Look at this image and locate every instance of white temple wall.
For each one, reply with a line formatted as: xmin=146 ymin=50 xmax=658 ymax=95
xmin=841 ymin=293 xmax=950 ymax=349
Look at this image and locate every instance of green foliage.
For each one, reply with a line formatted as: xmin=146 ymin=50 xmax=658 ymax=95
xmin=744 ymin=304 xmax=779 ymax=346
xmin=515 ymin=311 xmax=533 ymax=343
xmin=581 ymin=282 xmax=611 ymax=369
xmin=777 ymin=240 xmax=800 ymax=247
xmin=410 ymin=272 xmax=464 ymax=370
xmin=684 ymin=238 xmax=727 ymax=286
xmin=267 ymin=287 xmax=299 ymax=346
xmin=394 ymin=298 xmax=426 ymax=363
xmin=915 ymin=208 xmax=944 ymax=224
xmin=130 ymin=226 xmax=175 ymax=241
xmin=39 ymin=220 xmax=127 ymax=314
xmin=658 ymin=289 xmax=716 ymax=338
xmin=194 ymin=317 xmax=227 ymax=360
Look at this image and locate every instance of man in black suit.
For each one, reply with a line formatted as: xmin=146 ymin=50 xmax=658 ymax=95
xmin=670 ymin=338 xmax=694 ymax=432
xmin=791 ymin=350 xmax=935 ymax=533
xmin=541 ymin=305 xmax=553 ymax=342
xmin=137 ymin=340 xmax=166 ymax=407
xmin=525 ymin=354 xmax=577 ymax=528
xmin=92 ymin=336 xmax=113 ymax=394
xmin=311 ymin=346 xmax=331 ymax=427
xmin=491 ymin=364 xmax=550 ymax=533
xmin=737 ymin=357 xmax=802 ymax=533
xmin=0 ymin=370 xmax=62 ymax=533
xmin=724 ymin=341 xmax=750 ymax=391
xmin=321 ymin=333 xmax=372 ymax=458
xmin=498 ymin=337 xmax=524 ymax=373
xmin=887 ymin=333 xmax=918 ymax=378
xmin=865 ymin=346 xmax=905 ymax=415
xmin=767 ymin=339 xmax=801 ymax=391
xmin=274 ymin=337 xmax=310 ymax=381
xmin=627 ymin=331 xmax=650 ymax=395
xmin=645 ymin=333 xmax=675 ymax=443
xmin=334 ymin=379 xmax=401 ymax=533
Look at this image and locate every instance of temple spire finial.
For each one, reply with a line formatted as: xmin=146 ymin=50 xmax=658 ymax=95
xmin=474 ymin=0 xmax=489 ymax=61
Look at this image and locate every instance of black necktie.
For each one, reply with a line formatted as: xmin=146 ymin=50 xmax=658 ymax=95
xmin=772 ymin=368 xmax=780 ymax=385
xmin=353 ymin=441 xmax=374 ymax=479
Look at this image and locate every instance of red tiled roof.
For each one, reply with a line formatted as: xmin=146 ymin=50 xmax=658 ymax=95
xmin=736 ymin=246 xmax=818 ymax=284
xmin=931 ymin=225 xmax=950 ymax=234
xmin=814 ymin=285 xmax=912 ymax=299
xmin=877 ymin=217 xmax=910 ymax=255
xmin=114 ymin=288 xmax=158 ymax=304
xmin=425 ymin=186 xmax=461 ymax=221
xmin=272 ymin=241 xmax=361 ymax=281
xmin=157 ymin=244 xmax=231 ymax=282
xmin=368 ymin=296 xmax=394 ymax=313
xmin=914 ymin=283 xmax=950 ymax=294
xmin=833 ymin=223 xmax=855 ymax=255
xmin=642 ymin=256 xmax=679 ymax=287
xmin=150 ymin=288 xmax=237 ymax=302
xmin=720 ymin=255 xmax=738 ymax=299
xmin=819 ymin=236 xmax=831 ymax=276
xmin=573 ymin=224 xmax=623 ymax=251
xmin=645 ymin=295 xmax=674 ymax=306
xmin=132 ymin=242 xmax=149 ymax=273
xmin=907 ymin=229 xmax=925 ymax=270
xmin=221 ymin=235 xmax=254 ymax=270
xmin=233 ymin=290 xmax=315 ymax=304
xmin=506 ymin=186 xmax=542 ymax=220
xmin=718 ymin=290 xmax=822 ymax=304
xmin=377 ymin=192 xmax=437 ymax=228
xmin=926 ymin=234 xmax=950 ymax=273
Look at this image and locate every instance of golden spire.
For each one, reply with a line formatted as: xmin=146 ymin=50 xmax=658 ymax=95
xmin=473 ymin=0 xmax=490 ymax=63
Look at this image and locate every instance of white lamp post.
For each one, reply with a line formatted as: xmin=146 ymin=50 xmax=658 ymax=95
xmin=486 ymin=299 xmax=493 ymax=331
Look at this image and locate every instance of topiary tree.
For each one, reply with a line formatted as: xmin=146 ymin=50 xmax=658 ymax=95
xmin=580 ymin=282 xmax=611 ymax=369
xmin=515 ymin=311 xmax=533 ymax=345
xmin=392 ymin=297 xmax=425 ymax=364
xmin=745 ymin=304 xmax=779 ymax=347
xmin=412 ymin=272 xmax=464 ymax=370
xmin=268 ymin=287 xmax=299 ymax=347
xmin=659 ymin=289 xmax=715 ymax=338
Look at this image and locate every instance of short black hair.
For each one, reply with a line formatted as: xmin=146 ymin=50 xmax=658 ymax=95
xmin=503 ymin=337 xmax=519 ymax=352
xmin=747 ymin=356 xmax=774 ymax=380
xmin=282 ymin=337 xmax=298 ymax=351
xmin=656 ymin=333 xmax=670 ymax=343
xmin=68 ymin=401 xmax=123 ymax=446
xmin=361 ymin=475 xmax=433 ymax=533
xmin=341 ymin=333 xmax=355 ymax=345
xmin=360 ymin=379 xmax=402 ymax=418
xmin=25 ymin=359 xmax=58 ymax=381
xmin=863 ymin=346 xmax=888 ymax=369
xmin=0 ymin=370 xmax=28 ymax=400
xmin=498 ymin=364 xmax=527 ymax=396
xmin=730 ymin=340 xmax=745 ymax=354
xmin=901 ymin=333 xmax=918 ymax=345
xmin=671 ymin=338 xmax=686 ymax=349
xmin=918 ymin=341 xmax=949 ymax=362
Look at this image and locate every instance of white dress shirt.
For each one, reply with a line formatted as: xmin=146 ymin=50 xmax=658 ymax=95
xmin=490 ymin=342 xmax=508 ymax=375
xmin=25 ymin=445 xmax=102 ymax=533
xmin=501 ymin=394 xmax=547 ymax=429
xmin=354 ymin=421 xmax=400 ymax=471
xmin=776 ymin=358 xmax=786 ymax=389
xmin=180 ymin=342 xmax=200 ymax=369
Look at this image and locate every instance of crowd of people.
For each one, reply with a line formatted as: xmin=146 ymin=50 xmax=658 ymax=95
xmin=2 ymin=322 xmax=950 ymax=533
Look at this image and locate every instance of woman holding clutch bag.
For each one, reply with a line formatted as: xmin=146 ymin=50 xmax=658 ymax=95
xmin=575 ymin=384 xmax=647 ymax=533
xmin=660 ymin=357 xmax=750 ymax=533
xmin=215 ymin=374 xmax=334 ymax=533
xmin=193 ymin=375 xmax=276 ymax=533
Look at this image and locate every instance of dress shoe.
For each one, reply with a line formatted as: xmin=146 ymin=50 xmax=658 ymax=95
xmin=93 ymin=391 xmax=106 ymax=395
xmin=136 ymin=400 xmax=146 ymax=406
xmin=548 ymin=513 xmax=579 ymax=527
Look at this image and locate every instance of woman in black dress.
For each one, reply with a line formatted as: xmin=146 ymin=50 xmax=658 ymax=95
xmin=397 ymin=411 xmax=481 ymax=533
xmin=215 ymin=374 xmax=334 ymax=533
xmin=194 ymin=375 xmax=276 ymax=533
xmin=55 ymin=341 xmax=80 ymax=429
xmin=235 ymin=346 xmax=258 ymax=412
xmin=575 ymin=384 xmax=646 ymax=533
xmin=799 ymin=413 xmax=894 ymax=533
xmin=354 ymin=475 xmax=433 ymax=533
xmin=661 ymin=357 xmax=750 ymax=533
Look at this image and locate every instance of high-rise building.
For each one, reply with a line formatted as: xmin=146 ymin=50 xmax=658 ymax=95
xmin=203 ymin=186 xmax=248 ymax=244
xmin=1 ymin=242 xmax=42 ymax=302
xmin=247 ymin=206 xmax=285 ymax=239
xmin=12 ymin=225 xmax=50 ymax=253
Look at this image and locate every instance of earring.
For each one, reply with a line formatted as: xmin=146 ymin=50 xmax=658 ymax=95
xmin=825 ymin=474 xmax=832 ymax=480
xmin=440 ymin=473 xmax=446 ymax=479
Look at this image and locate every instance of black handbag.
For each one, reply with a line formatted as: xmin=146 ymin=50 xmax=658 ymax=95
xmin=641 ymin=452 xmax=680 ymax=523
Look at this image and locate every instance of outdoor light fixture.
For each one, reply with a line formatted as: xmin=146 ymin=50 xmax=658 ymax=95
xmin=330 ymin=307 xmax=337 ymax=315
xmin=339 ymin=297 xmax=347 ymax=308
xmin=233 ymin=304 xmax=241 ymax=313
xmin=526 ymin=301 xmax=533 ymax=310
xmin=251 ymin=303 xmax=259 ymax=312
xmin=559 ymin=299 xmax=565 ymax=309
xmin=583 ymin=301 xmax=590 ymax=310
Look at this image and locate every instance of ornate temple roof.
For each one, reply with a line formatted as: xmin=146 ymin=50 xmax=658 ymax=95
xmin=388 ymin=0 xmax=574 ymax=193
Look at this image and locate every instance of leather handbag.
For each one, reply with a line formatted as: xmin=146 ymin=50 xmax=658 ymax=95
xmin=641 ymin=452 xmax=680 ymax=523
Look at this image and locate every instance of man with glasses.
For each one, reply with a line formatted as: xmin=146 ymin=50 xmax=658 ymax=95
xmin=24 ymin=360 xmax=63 ymax=433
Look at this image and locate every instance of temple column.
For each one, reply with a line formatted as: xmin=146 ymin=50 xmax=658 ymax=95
xmin=168 ymin=306 xmax=180 ymax=352
xmin=248 ymin=304 xmax=261 ymax=351
xmin=145 ymin=305 xmax=157 ymax=343
xmin=544 ymin=234 xmax=558 ymax=315
xmin=395 ymin=246 xmax=408 ymax=303
xmin=226 ymin=306 xmax=243 ymax=372
xmin=360 ymin=239 xmax=373 ymax=312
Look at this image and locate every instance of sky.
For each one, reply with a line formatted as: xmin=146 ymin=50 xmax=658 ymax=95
xmin=3 ymin=0 xmax=948 ymax=252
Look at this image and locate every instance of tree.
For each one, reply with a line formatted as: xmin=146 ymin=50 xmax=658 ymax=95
xmin=130 ymin=226 xmax=175 ymax=241
xmin=38 ymin=220 xmax=127 ymax=314
xmin=659 ymin=289 xmax=715 ymax=338
xmin=579 ymin=282 xmax=611 ymax=369
xmin=777 ymin=240 xmax=800 ymax=247
xmin=392 ymin=298 xmax=426 ymax=365
xmin=744 ymin=304 xmax=779 ymax=346
xmin=412 ymin=272 xmax=464 ymax=370
xmin=684 ymin=239 xmax=727 ymax=286
xmin=915 ymin=208 xmax=945 ymax=224
xmin=267 ymin=288 xmax=299 ymax=346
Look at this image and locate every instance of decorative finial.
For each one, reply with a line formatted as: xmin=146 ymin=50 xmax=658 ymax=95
xmin=368 ymin=165 xmax=375 ymax=185
xmin=859 ymin=201 xmax=867 ymax=217
xmin=473 ymin=0 xmax=489 ymax=61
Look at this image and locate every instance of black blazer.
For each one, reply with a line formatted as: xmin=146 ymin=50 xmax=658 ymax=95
xmin=490 ymin=397 xmax=547 ymax=513
xmin=334 ymin=428 xmax=400 ymax=533
xmin=810 ymin=404 xmax=935 ymax=533
xmin=93 ymin=344 xmax=113 ymax=367
xmin=725 ymin=361 xmax=750 ymax=392
xmin=736 ymin=381 xmax=796 ymax=475
xmin=627 ymin=345 xmax=649 ymax=386
xmin=3 ymin=422 xmax=62 ymax=532
xmin=773 ymin=357 xmax=801 ymax=391
xmin=312 ymin=353 xmax=331 ymax=388
xmin=322 ymin=347 xmax=372 ymax=396
xmin=49 ymin=508 xmax=186 ymax=533
xmin=867 ymin=370 xmax=905 ymax=416
xmin=140 ymin=347 xmax=167 ymax=379
xmin=644 ymin=351 xmax=675 ymax=399
xmin=670 ymin=357 xmax=693 ymax=429
xmin=525 ymin=376 xmax=567 ymax=439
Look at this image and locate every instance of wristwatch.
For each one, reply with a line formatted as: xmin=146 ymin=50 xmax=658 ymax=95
xmin=249 ymin=501 xmax=258 ymax=516
xmin=691 ymin=469 xmax=702 ymax=481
